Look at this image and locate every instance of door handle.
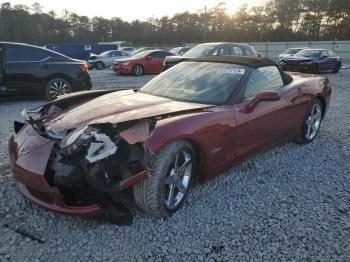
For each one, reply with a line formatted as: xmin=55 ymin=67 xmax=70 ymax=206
xmin=41 ymin=64 xmax=49 ymax=69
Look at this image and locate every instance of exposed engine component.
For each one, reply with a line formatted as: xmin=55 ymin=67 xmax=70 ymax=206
xmin=46 ymin=121 xmax=150 ymax=207
xmin=86 ymin=133 xmax=117 ymax=163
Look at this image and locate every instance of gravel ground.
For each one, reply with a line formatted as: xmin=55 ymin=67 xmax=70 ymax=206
xmin=0 ymin=69 xmax=349 ymax=261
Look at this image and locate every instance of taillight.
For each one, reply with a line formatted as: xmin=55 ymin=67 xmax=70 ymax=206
xmin=79 ymin=64 xmax=88 ymax=72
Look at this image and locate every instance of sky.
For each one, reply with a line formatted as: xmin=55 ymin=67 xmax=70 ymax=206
xmin=1 ymin=0 xmax=266 ymax=21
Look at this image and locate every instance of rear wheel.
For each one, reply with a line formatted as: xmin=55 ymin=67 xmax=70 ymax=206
xmin=294 ymin=99 xmax=323 ymax=144
xmin=45 ymin=78 xmax=72 ymax=100
xmin=132 ymin=64 xmax=144 ymax=76
xmin=133 ymin=140 xmax=195 ymax=217
xmin=332 ymin=63 xmax=341 ymax=73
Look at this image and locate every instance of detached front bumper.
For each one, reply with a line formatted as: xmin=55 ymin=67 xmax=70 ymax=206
xmin=8 ymin=124 xmax=102 ymax=218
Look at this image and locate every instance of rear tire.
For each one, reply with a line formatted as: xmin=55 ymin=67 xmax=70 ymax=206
xmin=332 ymin=63 xmax=341 ymax=73
xmin=133 ymin=140 xmax=195 ymax=217
xmin=45 ymin=78 xmax=72 ymax=100
xmin=294 ymin=99 xmax=323 ymax=145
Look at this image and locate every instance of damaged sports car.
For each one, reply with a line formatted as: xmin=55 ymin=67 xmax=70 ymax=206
xmin=8 ymin=56 xmax=331 ymax=221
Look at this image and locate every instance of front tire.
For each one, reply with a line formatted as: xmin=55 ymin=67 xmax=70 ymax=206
xmin=294 ymin=99 xmax=323 ymax=144
xmin=96 ymin=61 xmax=104 ymax=70
xmin=132 ymin=64 xmax=144 ymax=76
xmin=133 ymin=140 xmax=195 ymax=217
xmin=45 ymin=78 xmax=72 ymax=100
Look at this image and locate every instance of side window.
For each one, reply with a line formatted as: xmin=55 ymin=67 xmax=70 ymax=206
xmin=6 ymin=45 xmax=50 ymax=62
xmin=244 ymin=66 xmax=283 ymax=100
xmin=152 ymin=52 xmax=169 ymax=59
xmin=211 ymin=46 xmax=230 ymax=56
xmin=151 ymin=52 xmax=161 ymax=58
xmin=231 ymin=46 xmax=244 ymax=56
xmin=328 ymin=50 xmax=335 ymax=57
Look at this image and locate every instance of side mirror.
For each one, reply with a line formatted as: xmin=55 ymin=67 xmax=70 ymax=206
xmin=320 ymin=55 xmax=328 ymax=60
xmin=146 ymin=55 xmax=152 ymax=60
xmin=244 ymin=90 xmax=281 ymax=113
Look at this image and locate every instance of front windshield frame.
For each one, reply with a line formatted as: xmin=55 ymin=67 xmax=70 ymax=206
xmin=140 ymin=61 xmax=249 ymax=105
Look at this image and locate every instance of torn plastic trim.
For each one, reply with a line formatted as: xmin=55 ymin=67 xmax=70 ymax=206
xmin=47 ymin=120 xmax=154 ymax=197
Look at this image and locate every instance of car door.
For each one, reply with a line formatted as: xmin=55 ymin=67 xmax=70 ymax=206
xmin=318 ymin=50 xmax=330 ymax=71
xmin=146 ymin=52 xmax=169 ymax=73
xmin=103 ymin=51 xmax=117 ymax=67
xmin=327 ymin=50 xmax=338 ymax=69
xmin=5 ymin=45 xmax=51 ymax=94
xmin=232 ymin=66 xmax=300 ymax=159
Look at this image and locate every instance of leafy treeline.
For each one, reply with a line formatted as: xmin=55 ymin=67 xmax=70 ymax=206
xmin=0 ymin=1 xmax=349 ymax=46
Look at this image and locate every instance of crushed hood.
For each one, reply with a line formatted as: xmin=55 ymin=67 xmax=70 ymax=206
xmin=44 ymin=90 xmax=212 ymax=133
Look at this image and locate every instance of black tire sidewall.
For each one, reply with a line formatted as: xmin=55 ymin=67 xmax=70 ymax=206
xmin=133 ymin=140 xmax=196 ymax=217
xmin=96 ymin=62 xmax=104 ymax=70
xmin=45 ymin=78 xmax=72 ymax=100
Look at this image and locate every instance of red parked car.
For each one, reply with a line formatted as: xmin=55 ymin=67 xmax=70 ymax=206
xmin=9 ymin=56 xmax=331 ymax=222
xmin=113 ymin=49 xmax=174 ymax=76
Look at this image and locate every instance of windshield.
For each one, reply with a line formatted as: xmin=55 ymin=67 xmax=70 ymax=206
xmin=182 ymin=44 xmax=215 ymax=57
xmin=296 ymin=50 xmax=321 ymax=58
xmin=140 ymin=61 xmax=247 ymax=105
xmin=283 ymin=48 xmax=301 ymax=54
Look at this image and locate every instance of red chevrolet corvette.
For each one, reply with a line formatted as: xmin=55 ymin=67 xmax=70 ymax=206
xmin=113 ymin=49 xmax=174 ymax=76
xmin=9 ymin=56 xmax=331 ymax=221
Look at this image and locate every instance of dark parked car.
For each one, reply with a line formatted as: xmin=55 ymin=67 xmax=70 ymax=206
xmin=163 ymin=42 xmax=260 ymax=70
xmin=9 ymin=56 xmax=331 ymax=221
xmin=279 ymin=49 xmax=342 ymax=74
xmin=0 ymin=42 xmax=91 ymax=100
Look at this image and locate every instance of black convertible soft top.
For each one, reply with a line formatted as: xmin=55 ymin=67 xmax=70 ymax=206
xmin=189 ymin=55 xmax=277 ymax=69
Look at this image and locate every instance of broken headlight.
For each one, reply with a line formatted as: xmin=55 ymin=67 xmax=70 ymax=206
xmin=60 ymin=126 xmax=96 ymax=156
xmin=60 ymin=126 xmax=118 ymax=163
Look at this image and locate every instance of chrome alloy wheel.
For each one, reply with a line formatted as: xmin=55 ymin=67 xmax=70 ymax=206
xmin=305 ymin=103 xmax=322 ymax=140
xmin=133 ymin=65 xmax=143 ymax=76
xmin=164 ymin=150 xmax=193 ymax=209
xmin=48 ymin=79 xmax=71 ymax=99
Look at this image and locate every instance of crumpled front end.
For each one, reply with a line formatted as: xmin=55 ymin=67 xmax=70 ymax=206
xmin=8 ymin=124 xmax=102 ymax=217
xmin=8 ymin=106 xmax=156 ymax=223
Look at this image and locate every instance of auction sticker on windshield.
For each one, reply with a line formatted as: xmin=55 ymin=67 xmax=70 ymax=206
xmin=217 ymin=68 xmax=246 ymax=75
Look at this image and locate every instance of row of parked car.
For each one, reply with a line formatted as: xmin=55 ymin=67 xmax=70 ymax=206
xmin=0 ymin=41 xmax=343 ymax=101
xmin=89 ymin=43 xmax=342 ymax=76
